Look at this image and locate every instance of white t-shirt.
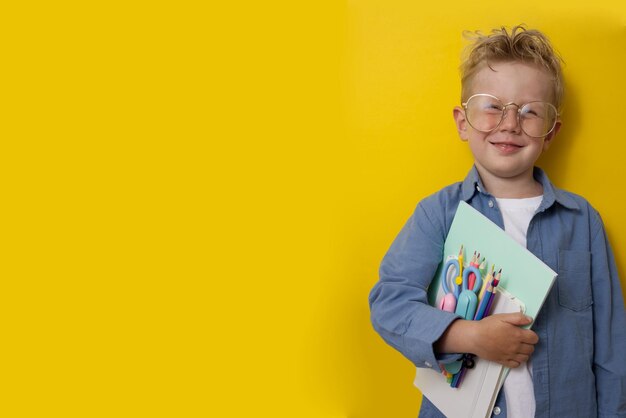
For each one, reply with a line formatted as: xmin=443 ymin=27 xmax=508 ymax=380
xmin=495 ymin=195 xmax=543 ymax=418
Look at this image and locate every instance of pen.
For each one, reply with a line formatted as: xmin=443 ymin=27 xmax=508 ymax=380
xmin=478 ymin=264 xmax=495 ymax=302
xmin=484 ymin=271 xmax=501 ymax=316
xmin=473 ymin=277 xmax=495 ymax=320
xmin=453 ymin=365 xmax=468 ymax=388
xmin=468 ymin=252 xmax=479 ymax=290
xmin=451 ymin=354 xmax=475 ymax=388
xmin=451 ymin=370 xmax=462 ymax=388
xmin=478 ymin=257 xmax=486 ymax=272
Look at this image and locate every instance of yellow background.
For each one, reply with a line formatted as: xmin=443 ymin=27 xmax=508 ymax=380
xmin=2 ymin=1 xmax=626 ymax=417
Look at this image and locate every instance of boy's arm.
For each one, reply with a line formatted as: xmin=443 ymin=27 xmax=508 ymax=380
xmin=589 ymin=212 xmax=626 ymax=416
xmin=369 ymin=202 xmax=460 ymax=369
xmin=369 ymin=200 xmax=539 ymax=369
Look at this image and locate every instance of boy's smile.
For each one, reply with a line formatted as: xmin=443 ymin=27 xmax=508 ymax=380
xmin=491 ymin=141 xmax=523 ymax=154
xmin=453 ymin=61 xmax=561 ymax=196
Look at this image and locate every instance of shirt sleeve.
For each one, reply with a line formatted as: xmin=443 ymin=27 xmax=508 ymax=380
xmin=369 ymin=201 xmax=461 ymax=369
xmin=589 ymin=211 xmax=626 ymax=417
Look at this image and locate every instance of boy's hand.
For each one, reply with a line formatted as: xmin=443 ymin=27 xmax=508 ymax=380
xmin=435 ymin=313 xmax=538 ymax=368
xmin=470 ymin=313 xmax=538 ymax=368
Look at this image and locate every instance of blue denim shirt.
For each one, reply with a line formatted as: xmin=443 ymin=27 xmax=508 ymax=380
xmin=369 ymin=166 xmax=626 ymax=418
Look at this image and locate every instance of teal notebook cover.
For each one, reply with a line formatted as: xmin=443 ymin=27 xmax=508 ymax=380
xmin=428 ymin=201 xmax=557 ymax=325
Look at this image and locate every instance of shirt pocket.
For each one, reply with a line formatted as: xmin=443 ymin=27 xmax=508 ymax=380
xmin=557 ymin=250 xmax=593 ymax=311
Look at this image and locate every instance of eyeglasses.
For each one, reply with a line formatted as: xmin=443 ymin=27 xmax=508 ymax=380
xmin=462 ymin=93 xmax=559 ymax=138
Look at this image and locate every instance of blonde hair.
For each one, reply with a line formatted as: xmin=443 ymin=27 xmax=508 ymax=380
xmin=460 ymin=25 xmax=564 ymax=108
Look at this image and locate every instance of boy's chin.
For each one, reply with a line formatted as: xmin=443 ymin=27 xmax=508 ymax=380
xmin=476 ymin=162 xmax=535 ymax=180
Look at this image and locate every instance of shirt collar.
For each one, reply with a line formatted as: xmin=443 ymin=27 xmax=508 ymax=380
xmin=460 ymin=165 xmax=580 ymax=211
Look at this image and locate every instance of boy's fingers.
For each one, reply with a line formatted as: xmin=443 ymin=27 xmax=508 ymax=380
xmin=521 ymin=330 xmax=539 ymax=345
xmin=510 ymin=330 xmax=539 ymax=347
xmin=506 ymin=359 xmax=521 ymax=368
xmin=514 ymin=353 xmax=530 ymax=364
xmin=518 ymin=342 xmax=536 ymax=356
xmin=505 ymin=351 xmax=534 ymax=368
xmin=498 ymin=312 xmax=533 ymax=326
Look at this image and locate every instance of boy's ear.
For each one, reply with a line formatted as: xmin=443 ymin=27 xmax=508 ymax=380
xmin=453 ymin=106 xmax=469 ymax=141
xmin=542 ymin=120 xmax=561 ymax=150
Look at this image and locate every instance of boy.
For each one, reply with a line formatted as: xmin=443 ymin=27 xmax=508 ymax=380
xmin=369 ymin=26 xmax=626 ymax=418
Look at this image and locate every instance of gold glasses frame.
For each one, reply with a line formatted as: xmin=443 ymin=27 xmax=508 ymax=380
xmin=462 ymin=93 xmax=559 ymax=138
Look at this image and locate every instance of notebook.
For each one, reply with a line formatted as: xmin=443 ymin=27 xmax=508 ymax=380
xmin=414 ymin=289 xmax=523 ymax=418
xmin=413 ymin=201 xmax=557 ymax=418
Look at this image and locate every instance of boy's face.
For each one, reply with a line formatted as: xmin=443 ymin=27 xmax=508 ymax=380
xmin=453 ymin=61 xmax=561 ymax=184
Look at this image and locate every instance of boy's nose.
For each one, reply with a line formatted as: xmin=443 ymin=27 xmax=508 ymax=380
xmin=499 ymin=107 xmax=521 ymax=133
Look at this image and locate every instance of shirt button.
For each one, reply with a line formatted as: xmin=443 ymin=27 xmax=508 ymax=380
xmin=424 ymin=361 xmax=432 ymax=368
xmin=477 ymin=185 xmax=481 ymax=192
xmin=488 ymin=200 xmax=494 ymax=208
xmin=492 ymin=406 xmax=501 ymax=415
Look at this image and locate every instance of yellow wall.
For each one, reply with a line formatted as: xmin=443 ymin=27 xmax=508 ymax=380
xmin=3 ymin=1 xmax=626 ymax=417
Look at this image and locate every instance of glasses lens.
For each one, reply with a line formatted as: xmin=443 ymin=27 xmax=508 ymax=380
xmin=520 ymin=102 xmax=558 ymax=137
xmin=465 ymin=95 xmax=504 ymax=132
